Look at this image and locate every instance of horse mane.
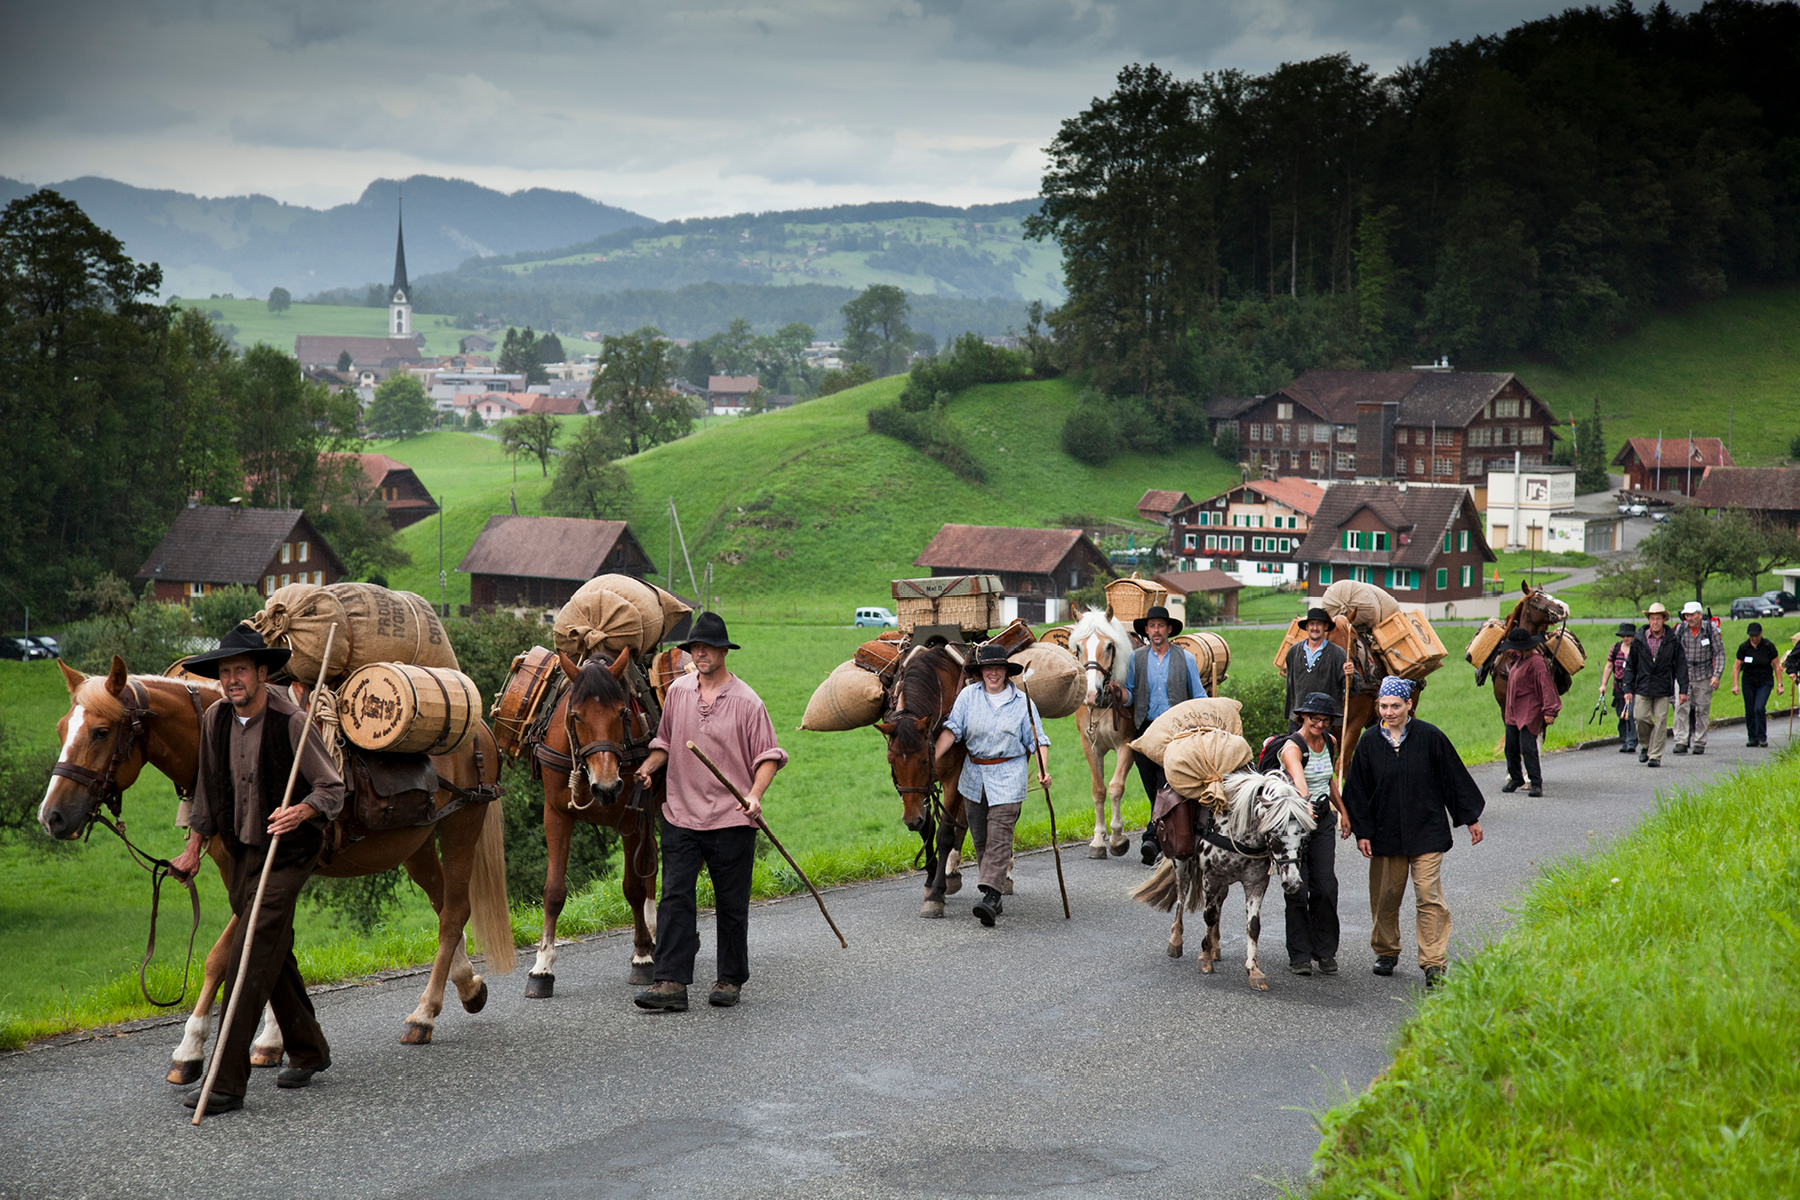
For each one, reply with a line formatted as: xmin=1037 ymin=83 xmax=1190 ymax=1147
xmin=570 ymin=655 xmax=629 ymax=709
xmin=71 ymin=673 xmax=218 ymax=724
xmin=1069 ymin=609 xmax=1133 ymax=684
xmin=1221 ymin=769 xmax=1318 ymax=843
xmin=889 ymin=647 xmax=953 ymax=756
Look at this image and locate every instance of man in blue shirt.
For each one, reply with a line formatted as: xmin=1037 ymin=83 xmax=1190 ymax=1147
xmin=1119 ymin=605 xmax=1204 ymax=864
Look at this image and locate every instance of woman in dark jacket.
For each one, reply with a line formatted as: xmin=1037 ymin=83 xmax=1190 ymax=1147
xmin=1343 ymin=676 xmax=1486 ymax=990
xmin=1500 ymin=625 xmax=1560 ymax=797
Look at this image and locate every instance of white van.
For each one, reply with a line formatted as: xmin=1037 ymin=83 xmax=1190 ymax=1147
xmin=854 ymin=606 xmax=898 ymax=628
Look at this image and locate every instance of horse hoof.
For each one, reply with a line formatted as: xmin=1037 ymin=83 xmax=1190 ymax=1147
xmin=921 ymin=901 xmax=945 ymax=919
xmin=627 ymin=962 xmax=654 ymax=987
xmin=462 ymin=979 xmax=489 ymax=1014
xmin=167 ymin=1060 xmax=202 ymax=1086
xmin=1109 ymin=838 xmax=1130 ymax=856
xmin=1167 ymin=943 xmax=1182 ymax=958
xmin=1199 ymin=959 xmax=1215 ymax=974
xmin=400 ymin=1022 xmax=434 ymax=1046
xmin=1248 ymin=975 xmax=1269 ymax=992
xmin=249 ymin=1049 xmax=283 ymax=1069
xmin=524 ymin=973 xmax=556 ymax=999
xmin=1087 ymin=845 xmax=1108 ymax=860
xmin=943 ymin=873 xmax=962 ymax=896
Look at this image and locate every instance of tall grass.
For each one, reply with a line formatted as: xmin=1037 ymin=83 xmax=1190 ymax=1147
xmin=1297 ymin=748 xmax=1800 ymax=1197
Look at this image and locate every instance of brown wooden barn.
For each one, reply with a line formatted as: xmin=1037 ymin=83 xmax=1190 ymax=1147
xmin=457 ymin=515 xmax=657 ymax=610
xmin=137 ymin=505 xmax=346 ymax=602
xmin=913 ymin=524 xmax=1110 ymax=622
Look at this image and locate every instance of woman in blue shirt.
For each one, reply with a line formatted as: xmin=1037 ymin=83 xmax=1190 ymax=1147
xmin=934 ymin=642 xmax=1051 ymax=926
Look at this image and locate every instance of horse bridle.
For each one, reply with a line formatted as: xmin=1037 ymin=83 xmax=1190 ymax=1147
xmin=546 ymin=654 xmax=662 ymax=881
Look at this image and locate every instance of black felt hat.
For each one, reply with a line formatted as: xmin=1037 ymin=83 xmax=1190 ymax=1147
xmin=181 ymin=623 xmax=292 ymax=678
xmin=1303 ymin=607 xmax=1332 ymax=628
xmin=678 ymin=611 xmax=740 ymax=651
xmin=1132 ymin=604 xmax=1184 ymax=638
xmin=1291 ymin=691 xmax=1343 ymax=719
xmin=1503 ymin=625 xmax=1544 ymax=651
xmin=965 ymin=642 xmax=1024 ymax=676
xmin=1614 ymin=621 xmax=1637 ymax=638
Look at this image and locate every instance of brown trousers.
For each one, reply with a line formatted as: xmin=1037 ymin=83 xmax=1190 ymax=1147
xmin=1368 ymin=852 xmax=1451 ymax=969
xmin=965 ymin=797 xmax=1021 ymax=895
xmin=208 ymin=844 xmax=330 ymax=1096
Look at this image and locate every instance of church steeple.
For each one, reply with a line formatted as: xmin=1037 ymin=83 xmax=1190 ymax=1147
xmin=388 ymin=194 xmax=411 ymax=337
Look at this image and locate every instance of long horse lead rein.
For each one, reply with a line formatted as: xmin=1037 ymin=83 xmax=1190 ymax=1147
xmin=684 ymin=740 xmax=847 ymax=949
xmin=1018 ymin=676 xmax=1070 ymax=920
xmin=191 ymin=623 xmax=339 ymax=1126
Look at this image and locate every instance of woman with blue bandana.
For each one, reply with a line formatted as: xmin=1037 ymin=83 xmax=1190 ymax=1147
xmin=1342 ymin=676 xmax=1486 ymax=990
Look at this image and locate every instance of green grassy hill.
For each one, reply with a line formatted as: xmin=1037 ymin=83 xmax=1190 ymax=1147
xmin=378 ymin=376 xmax=1242 ymax=613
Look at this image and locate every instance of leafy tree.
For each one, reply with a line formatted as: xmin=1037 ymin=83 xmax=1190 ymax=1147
xmin=1591 ymin=554 xmax=1660 ymax=611
xmin=464 ymin=406 xmax=485 ymax=431
xmin=1572 ymin=397 xmax=1609 ymax=494
xmin=1060 ymin=400 xmax=1120 ymax=466
xmin=536 ymin=331 xmax=566 ymax=364
xmin=188 ymin=585 xmax=264 ymax=638
xmin=711 ymin=317 xmax=758 ymax=375
xmin=1640 ymin=508 xmax=1760 ymax=604
xmin=1789 ymin=431 xmax=1800 ymax=461
xmin=840 ymin=285 xmax=913 ymax=377
xmin=502 ymin=411 xmax=560 ymax=476
xmin=336 ymin=348 xmax=354 ymax=371
xmin=545 ymin=419 xmax=634 ymax=519
xmin=680 ymin=342 xmax=715 ymax=389
xmin=1213 ymin=422 xmax=1238 ymax=463
xmin=365 ymin=374 xmax=434 ymax=440
xmin=498 ymin=325 xmax=549 ymax=384
xmin=912 ymin=332 xmax=938 ymax=358
xmin=309 ymin=453 xmax=411 ymax=581
xmin=267 ymin=286 xmax=291 ymax=314
xmin=588 ymin=327 xmax=690 ymax=455
xmin=815 ymin=362 xmax=874 ymax=396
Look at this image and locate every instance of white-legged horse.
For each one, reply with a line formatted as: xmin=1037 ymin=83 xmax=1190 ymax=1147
xmin=1065 ymin=609 xmax=1137 ymax=860
xmin=1131 ymin=769 xmax=1316 ymax=990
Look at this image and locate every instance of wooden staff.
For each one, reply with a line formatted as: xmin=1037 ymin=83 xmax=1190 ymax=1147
xmin=1019 ymin=677 xmax=1070 ymax=920
xmin=1337 ymin=657 xmax=1354 ymax=792
xmin=193 ymin=624 xmax=336 ymax=1125
xmin=685 ymin=741 xmax=847 ymax=948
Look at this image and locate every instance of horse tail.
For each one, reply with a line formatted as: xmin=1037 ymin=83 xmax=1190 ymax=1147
xmin=468 ymin=798 xmax=516 ymax=975
xmin=1131 ymin=858 xmax=1179 ymax=911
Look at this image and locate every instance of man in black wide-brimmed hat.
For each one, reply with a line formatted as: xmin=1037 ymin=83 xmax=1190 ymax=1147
xmin=1119 ymin=605 xmax=1205 ymax=864
xmin=1283 ymin=607 xmax=1359 ymax=732
xmin=167 ymin=623 xmax=344 ymax=1114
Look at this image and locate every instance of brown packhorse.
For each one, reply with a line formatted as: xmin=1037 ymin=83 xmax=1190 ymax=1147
xmin=521 ymin=647 xmax=665 ymax=995
xmin=874 ymin=645 xmax=971 ymax=918
xmin=1482 ymin=583 xmax=1583 ymax=711
xmin=38 ymin=657 xmax=512 ymax=1085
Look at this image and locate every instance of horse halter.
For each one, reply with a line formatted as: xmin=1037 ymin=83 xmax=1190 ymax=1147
xmin=49 ymin=681 xmax=154 ymax=821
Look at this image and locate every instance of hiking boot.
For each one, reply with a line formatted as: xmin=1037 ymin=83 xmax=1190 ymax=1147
xmin=1527 ymin=785 xmax=1543 ymax=798
xmin=1501 ymin=778 xmax=1523 ymax=794
xmin=1618 ymin=743 xmax=1635 ymax=753
xmin=1423 ymin=965 xmax=1445 ymax=990
xmin=1317 ymin=957 xmax=1339 ymax=976
xmin=1372 ymin=956 xmax=1398 ymax=976
xmin=708 ymin=981 xmax=741 ymax=1008
xmin=181 ymin=1089 xmax=243 ymax=1114
xmin=276 ymin=1058 xmax=329 ymax=1089
xmin=1647 ymin=759 xmax=1661 ymax=768
xmin=633 ymin=980 xmax=688 ymax=1012
xmin=1638 ymin=748 xmax=1649 ymax=762
xmin=1692 ymin=747 xmax=1705 ymax=755
xmin=1672 ymin=743 xmax=1688 ymax=755
xmin=973 ymin=887 xmax=1003 ymax=926
xmin=1288 ymin=960 xmax=1313 ymax=976
xmin=1140 ymin=836 xmax=1160 ymax=866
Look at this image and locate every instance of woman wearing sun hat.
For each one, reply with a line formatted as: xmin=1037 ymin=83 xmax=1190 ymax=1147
xmin=1277 ymin=691 xmax=1350 ymax=976
xmin=1600 ymin=621 xmax=1638 ymax=754
xmin=1499 ymin=625 xmax=1559 ymax=797
xmin=933 ymin=642 xmax=1051 ymax=926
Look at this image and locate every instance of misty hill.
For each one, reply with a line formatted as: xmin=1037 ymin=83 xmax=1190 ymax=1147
xmin=0 ymin=174 xmax=653 ymax=300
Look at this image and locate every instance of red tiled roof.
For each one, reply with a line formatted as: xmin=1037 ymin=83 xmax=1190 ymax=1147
xmin=293 ymin=336 xmax=422 ymax=369
xmin=1136 ymin=489 xmax=1190 ymax=517
xmin=1247 ymin=476 xmax=1325 ymax=516
xmin=915 ymin=525 xmax=1099 ymax=576
xmin=707 ymin=375 xmax=761 ymax=395
xmin=1613 ymin=437 xmax=1733 ymax=470
xmin=1154 ymin=570 xmax=1245 ymax=595
xmin=456 ymin=515 xmax=651 ymax=581
xmin=1292 ymin=483 xmax=1495 ymax=569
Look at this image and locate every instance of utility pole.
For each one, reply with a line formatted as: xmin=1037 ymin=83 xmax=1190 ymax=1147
xmin=438 ymin=495 xmax=446 ymax=616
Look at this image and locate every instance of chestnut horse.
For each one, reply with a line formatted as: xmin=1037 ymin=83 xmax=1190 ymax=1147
xmin=875 ymin=645 xmax=971 ymax=918
xmin=1062 ymin=609 xmax=1137 ymax=859
xmin=1481 ymin=584 xmax=1583 ymax=711
xmin=37 ymin=657 xmax=512 ymax=1084
xmin=522 ymin=647 xmax=665 ymax=995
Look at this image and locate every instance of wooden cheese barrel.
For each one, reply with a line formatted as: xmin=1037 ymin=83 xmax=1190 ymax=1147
xmin=340 ymin=663 xmax=482 ymax=756
xmin=1174 ymin=631 xmax=1231 ymax=688
xmin=490 ymin=646 xmax=559 ymax=759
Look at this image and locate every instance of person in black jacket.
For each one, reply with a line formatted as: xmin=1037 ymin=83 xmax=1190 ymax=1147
xmin=1342 ymin=676 xmax=1485 ymax=990
xmin=1283 ymin=607 xmax=1358 ymax=730
xmin=1620 ymin=601 xmax=1688 ymax=767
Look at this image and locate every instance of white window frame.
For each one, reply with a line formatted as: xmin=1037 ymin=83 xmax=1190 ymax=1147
xmin=1232 ymin=536 xmax=1245 ymax=552
xmin=265 ymin=575 xmax=276 ymax=594
xmin=298 ymin=541 xmax=309 ymax=563
xmin=187 ymin=582 xmax=205 ymax=598
xmin=280 ymin=543 xmax=291 ymax=564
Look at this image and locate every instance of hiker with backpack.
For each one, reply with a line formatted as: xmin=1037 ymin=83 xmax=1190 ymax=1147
xmin=1263 ymin=692 xmax=1352 ymax=977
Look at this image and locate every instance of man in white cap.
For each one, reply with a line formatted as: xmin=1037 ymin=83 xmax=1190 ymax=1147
xmin=1670 ymin=601 xmax=1721 ymax=755
xmin=1622 ymin=601 xmax=1686 ymax=767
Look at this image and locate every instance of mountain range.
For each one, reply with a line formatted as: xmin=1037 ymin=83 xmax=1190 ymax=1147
xmin=0 ymin=174 xmax=654 ymax=300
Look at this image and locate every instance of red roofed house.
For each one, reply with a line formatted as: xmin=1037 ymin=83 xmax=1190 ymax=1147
xmin=137 ymin=505 xmax=347 ymax=602
xmin=324 ymin=453 xmax=440 ymax=530
xmin=1292 ymin=482 xmax=1498 ymax=620
xmin=457 ymin=515 xmax=657 ymax=610
xmin=1613 ymin=437 xmax=1734 ymax=497
xmin=914 ymin=524 xmax=1110 ymax=622
xmin=1168 ymin=476 xmax=1326 ymax=587
xmin=706 ymin=375 xmax=762 ymax=413
xmin=1135 ymin=489 xmax=1192 ymax=526
xmin=1154 ymin=569 xmax=1246 ymax=623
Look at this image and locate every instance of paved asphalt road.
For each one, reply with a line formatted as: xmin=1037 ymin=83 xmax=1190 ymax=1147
xmin=3 ymin=716 xmax=1785 ymax=1200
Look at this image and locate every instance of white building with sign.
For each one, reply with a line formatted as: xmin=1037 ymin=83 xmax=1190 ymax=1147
xmin=1484 ymin=463 xmax=1623 ymax=555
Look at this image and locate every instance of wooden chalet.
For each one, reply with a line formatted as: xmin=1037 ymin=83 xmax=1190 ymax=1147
xmin=137 ymin=505 xmax=346 ymax=602
xmin=324 ymin=453 xmax=439 ymax=530
xmin=914 ymin=524 xmax=1110 ymax=622
xmin=457 ymin=515 xmax=656 ymax=610
xmin=706 ymin=375 xmax=763 ymax=413
xmin=1692 ymin=467 xmax=1800 ymax=536
xmin=1135 ymin=489 xmax=1192 ymax=526
xmin=1292 ymin=483 xmax=1497 ymax=619
xmin=1168 ymin=476 xmax=1325 ymax=586
xmin=1153 ymin=569 xmax=1245 ymax=622
xmin=1613 ymin=437 xmax=1734 ymax=497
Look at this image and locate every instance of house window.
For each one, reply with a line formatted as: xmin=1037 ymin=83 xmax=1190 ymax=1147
xmin=1341 ymin=531 xmax=1361 ymax=551
xmin=297 ymin=541 xmax=309 ymax=563
xmin=1314 ymin=425 xmax=1330 ymax=443
xmin=1461 ymin=564 xmax=1473 ymax=587
xmin=1443 ymin=531 xmax=1453 ymax=553
xmin=187 ymin=582 xmax=205 ymax=598
xmin=1414 ymin=457 xmax=1426 ymax=475
xmin=1280 ymin=424 xmax=1291 ymax=443
xmin=1310 ymin=451 xmax=1323 ymax=470
xmin=1184 ymin=533 xmax=1197 ymax=550
xmin=265 ymin=575 xmax=276 ymax=594
xmin=1297 ymin=424 xmax=1309 ymax=444
xmin=1435 ymin=429 xmax=1455 ymax=447
xmin=1387 ymin=569 xmax=1417 ymax=591
xmin=1205 ymin=535 xmax=1217 ymax=551
xmin=1521 ymin=426 xmax=1544 ymax=445
xmin=1251 ymin=537 xmax=1264 ymax=552
xmin=1466 ymin=458 xmax=1483 ymax=477
xmin=280 ymin=573 xmax=291 ymax=588
xmin=1277 ymin=402 xmax=1293 ymax=420
xmin=1232 ymin=536 xmax=1244 ymax=551
xmin=1319 ymin=564 xmax=1333 ymax=585
xmin=1249 ymin=424 xmax=1261 ymax=442
xmin=1354 ymin=566 xmax=1374 ymax=583
xmin=1337 ymin=426 xmax=1356 ymax=444
xmin=280 ymin=543 xmax=292 ymax=564
xmin=1336 ymin=452 xmax=1355 ymax=472
xmin=1468 ymin=427 xmax=1492 ymax=447
xmin=1397 ymin=429 xmax=1408 ymax=445
xmin=1435 ymin=457 xmax=1453 ymax=476
xmin=314 ymin=570 xmax=325 ymax=585
xmin=1437 ymin=567 xmax=1449 ymax=589
xmin=1523 ymin=454 xmax=1543 ymax=467
xmin=1494 ymin=398 xmax=1521 ymax=418
xmin=1215 ymin=496 xmax=1227 ymax=508
xmin=1459 ymin=530 xmax=1470 ymax=552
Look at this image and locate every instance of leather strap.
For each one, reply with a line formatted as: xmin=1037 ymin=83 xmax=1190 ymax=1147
xmin=968 ymin=754 xmax=1021 ymax=766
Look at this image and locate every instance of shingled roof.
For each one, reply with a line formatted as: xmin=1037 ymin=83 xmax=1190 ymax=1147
xmin=1136 ymin=489 xmax=1191 ymax=519
xmin=136 ymin=507 xmax=340 ymax=585
xmin=294 ymin=335 xmax=422 ymax=370
xmin=1612 ymin=437 xmax=1733 ymax=470
xmin=1292 ymin=484 xmax=1494 ymax=569
xmin=1692 ymin=467 xmax=1800 ymax=511
xmin=915 ymin=525 xmax=1099 ymax=576
xmin=456 ymin=515 xmax=653 ymax=581
xmin=1246 ymin=476 xmax=1326 ymax=516
xmin=1275 ymin=369 xmax=1528 ymax=427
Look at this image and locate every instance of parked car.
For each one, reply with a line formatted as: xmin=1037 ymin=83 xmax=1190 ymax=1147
xmin=0 ymin=636 xmax=51 ymax=661
xmin=1759 ymin=590 xmax=1798 ymax=613
xmin=854 ymin=606 xmax=898 ymax=628
xmin=1729 ymin=596 xmax=1782 ymax=619
xmin=1650 ymin=511 xmax=1670 ymax=523
xmin=27 ymin=635 xmax=60 ymax=658
xmin=1627 ymin=503 xmax=1649 ymax=517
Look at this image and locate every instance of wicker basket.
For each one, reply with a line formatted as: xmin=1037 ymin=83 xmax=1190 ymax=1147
xmin=891 ymin=575 xmax=1003 ymax=634
xmin=1372 ymin=609 xmax=1447 ymax=681
xmin=1105 ymin=573 xmax=1168 ymax=623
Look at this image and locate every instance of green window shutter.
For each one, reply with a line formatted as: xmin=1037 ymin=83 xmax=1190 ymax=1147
xmin=1319 ymin=563 xmax=1332 ymax=585
xmin=1437 ymin=567 xmax=1448 ymax=589
xmin=1443 ymin=532 xmax=1452 ymax=553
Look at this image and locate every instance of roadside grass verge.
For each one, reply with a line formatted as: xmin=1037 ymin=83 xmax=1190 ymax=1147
xmin=1295 ymin=748 xmax=1800 ymax=1197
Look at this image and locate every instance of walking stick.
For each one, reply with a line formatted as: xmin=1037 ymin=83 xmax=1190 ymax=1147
xmin=1337 ymin=663 xmax=1354 ymax=792
xmin=193 ymin=624 xmax=337 ymax=1125
xmin=684 ymin=741 xmax=847 ymax=948
xmin=1020 ymin=678 xmax=1071 ymax=919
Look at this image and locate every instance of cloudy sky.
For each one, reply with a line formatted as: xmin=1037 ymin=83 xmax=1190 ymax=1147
xmin=1 ymin=1 xmax=1691 ymax=220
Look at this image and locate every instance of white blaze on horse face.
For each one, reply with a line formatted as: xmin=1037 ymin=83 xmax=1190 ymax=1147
xmin=1081 ymin=633 xmax=1107 ymax=706
xmin=39 ymin=704 xmax=86 ymax=826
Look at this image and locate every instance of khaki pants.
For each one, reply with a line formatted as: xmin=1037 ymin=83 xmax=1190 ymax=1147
xmin=965 ymin=797 xmax=1021 ymax=895
xmin=1634 ymin=694 xmax=1674 ymax=761
xmin=1369 ymin=852 xmax=1451 ymax=970
xmin=1673 ymin=676 xmax=1717 ymax=750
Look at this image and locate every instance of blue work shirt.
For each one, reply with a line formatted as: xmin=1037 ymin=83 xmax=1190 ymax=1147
xmin=943 ymin=682 xmax=1049 ymax=806
xmin=1123 ymin=645 xmax=1207 ymax=722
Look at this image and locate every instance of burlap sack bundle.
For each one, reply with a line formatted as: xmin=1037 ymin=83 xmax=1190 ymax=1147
xmin=252 ymin=582 xmax=456 ymax=685
xmin=800 ymin=661 xmax=887 ymax=731
xmin=1128 ymin=697 xmax=1245 ymax=765
xmin=554 ymin=574 xmax=689 ymax=658
xmin=1010 ymin=644 xmax=1085 ymax=719
xmin=1321 ymin=580 xmax=1399 ymax=632
xmin=1163 ymin=727 xmax=1253 ymax=814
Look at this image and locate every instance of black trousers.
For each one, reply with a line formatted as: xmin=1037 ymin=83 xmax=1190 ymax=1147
xmin=1135 ymin=719 xmax=1166 ymax=844
xmin=1283 ymin=805 xmax=1340 ymax=965
xmin=653 ymin=818 xmax=757 ymax=987
xmin=211 ymin=843 xmax=330 ymax=1096
xmin=1504 ymin=723 xmax=1542 ymax=786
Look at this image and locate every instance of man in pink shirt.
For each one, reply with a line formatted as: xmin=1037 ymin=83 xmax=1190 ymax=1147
xmin=632 ymin=613 xmax=787 ymax=1012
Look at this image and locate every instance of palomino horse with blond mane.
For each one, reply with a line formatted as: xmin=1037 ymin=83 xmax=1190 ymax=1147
xmin=1058 ymin=608 xmax=1137 ymax=859
xmin=37 ymin=656 xmax=512 ymax=1084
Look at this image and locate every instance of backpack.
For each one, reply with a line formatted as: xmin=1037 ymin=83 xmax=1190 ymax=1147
xmin=1256 ymin=730 xmax=1337 ymax=775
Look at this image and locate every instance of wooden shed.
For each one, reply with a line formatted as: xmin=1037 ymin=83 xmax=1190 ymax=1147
xmin=457 ymin=515 xmax=657 ymax=609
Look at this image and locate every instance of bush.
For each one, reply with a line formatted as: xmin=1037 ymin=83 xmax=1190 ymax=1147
xmin=0 ymin=716 xmax=59 ymax=846
xmin=897 ymin=331 xmax=1029 ymax=410
xmin=1213 ymin=423 xmax=1238 ymax=462
xmin=188 ymin=586 xmax=263 ymax=639
xmin=1060 ymin=399 xmax=1121 ymax=465
xmin=59 ymin=603 xmax=198 ymax=675
xmin=440 ymin=612 xmax=550 ymax=704
xmin=867 ymin=402 xmax=987 ymax=483
xmin=1215 ymin=669 xmax=1287 ymax=751
xmin=816 ymin=363 xmax=874 ymax=396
